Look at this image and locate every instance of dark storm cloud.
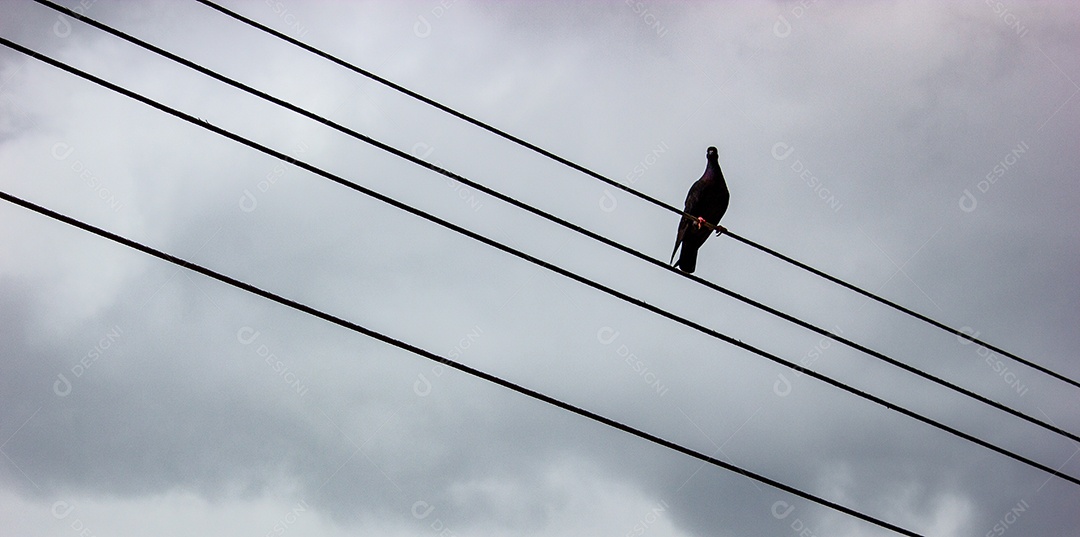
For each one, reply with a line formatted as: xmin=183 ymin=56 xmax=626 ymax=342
xmin=1 ymin=1 xmax=1078 ymax=536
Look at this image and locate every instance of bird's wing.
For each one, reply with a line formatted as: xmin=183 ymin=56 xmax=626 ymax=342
xmin=683 ymin=177 xmax=709 ymax=215
xmin=670 ymin=216 xmax=690 ymax=264
xmin=671 ymin=177 xmax=710 ymax=264
xmin=710 ymin=186 xmax=730 ymax=223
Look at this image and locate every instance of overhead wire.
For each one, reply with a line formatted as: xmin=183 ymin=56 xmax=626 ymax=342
xmin=0 ymin=189 xmax=923 ymax=537
xmin=185 ymin=0 xmax=1080 ymax=392
xmin=31 ymin=0 xmax=1080 ymax=446
xmin=3 ymin=35 xmax=1077 ymax=491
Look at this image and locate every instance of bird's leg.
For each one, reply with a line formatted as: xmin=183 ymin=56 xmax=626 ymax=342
xmin=695 ymin=216 xmax=707 ymax=229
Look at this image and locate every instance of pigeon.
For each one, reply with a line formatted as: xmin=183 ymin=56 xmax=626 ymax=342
xmin=669 ymin=146 xmax=729 ymax=274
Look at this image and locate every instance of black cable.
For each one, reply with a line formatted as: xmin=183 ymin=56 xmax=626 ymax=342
xmin=3 ymin=36 xmax=1077 ymax=491
xmin=0 ymin=189 xmax=923 ymax=537
xmin=187 ymin=0 xmax=1080 ymax=391
xmin=31 ymin=0 xmax=1080 ymax=446
xmin=724 ymin=230 xmax=1080 ymax=390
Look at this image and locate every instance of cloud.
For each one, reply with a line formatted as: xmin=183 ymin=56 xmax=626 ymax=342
xmin=2 ymin=1 xmax=1078 ymax=536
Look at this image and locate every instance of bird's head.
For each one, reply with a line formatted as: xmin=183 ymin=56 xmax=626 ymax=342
xmin=706 ymin=146 xmax=718 ymax=160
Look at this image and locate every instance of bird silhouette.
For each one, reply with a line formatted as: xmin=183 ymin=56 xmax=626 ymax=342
xmin=670 ymin=146 xmax=729 ymax=274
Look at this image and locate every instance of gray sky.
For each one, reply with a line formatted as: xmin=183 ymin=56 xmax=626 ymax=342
xmin=2 ymin=1 xmax=1079 ymax=535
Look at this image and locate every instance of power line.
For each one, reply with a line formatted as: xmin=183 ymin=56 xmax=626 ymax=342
xmin=33 ymin=0 xmax=1080 ymax=446
xmin=3 ymin=36 xmax=1077 ymax=490
xmin=723 ymin=229 xmax=1080 ymax=388
xmin=0 ymin=189 xmax=923 ymax=537
xmin=187 ymin=0 xmax=1080 ymax=392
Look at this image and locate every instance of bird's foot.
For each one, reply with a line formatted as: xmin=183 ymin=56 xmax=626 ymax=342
xmin=695 ymin=216 xmax=707 ymax=229
xmin=714 ymin=225 xmax=727 ymax=236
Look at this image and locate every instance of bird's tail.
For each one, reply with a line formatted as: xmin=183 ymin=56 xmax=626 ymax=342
xmin=670 ymin=238 xmax=681 ymax=266
xmin=675 ymin=245 xmax=698 ymax=274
